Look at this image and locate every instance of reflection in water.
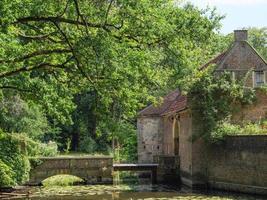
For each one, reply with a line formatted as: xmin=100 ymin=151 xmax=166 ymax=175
xmin=2 ymin=184 xmax=266 ymax=200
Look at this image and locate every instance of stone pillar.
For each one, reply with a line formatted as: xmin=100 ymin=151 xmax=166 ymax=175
xmin=137 ymin=117 xmax=163 ymax=163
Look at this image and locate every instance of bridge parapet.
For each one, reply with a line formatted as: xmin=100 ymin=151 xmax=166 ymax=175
xmin=28 ymin=156 xmax=113 ymax=185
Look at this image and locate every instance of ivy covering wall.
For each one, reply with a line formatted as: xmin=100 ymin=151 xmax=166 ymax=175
xmin=185 ymin=69 xmax=265 ymax=142
xmin=0 ymin=130 xmax=58 ymax=187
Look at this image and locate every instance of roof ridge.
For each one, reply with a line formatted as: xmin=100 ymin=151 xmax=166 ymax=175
xmin=199 ymin=51 xmax=228 ymax=71
xmin=245 ymin=41 xmax=267 ymax=65
xmin=159 ymin=90 xmax=182 ymax=115
xmin=138 ymin=89 xmax=186 ymax=117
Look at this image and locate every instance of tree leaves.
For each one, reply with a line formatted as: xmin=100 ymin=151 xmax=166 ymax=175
xmin=0 ymin=0 xmax=225 ymax=148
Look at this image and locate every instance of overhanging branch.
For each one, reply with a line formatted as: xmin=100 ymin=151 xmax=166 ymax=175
xmin=16 ymin=16 xmax=103 ymax=28
xmin=15 ymin=16 xmax=121 ymax=30
xmin=0 ymin=85 xmax=33 ymax=93
xmin=0 ymin=62 xmax=70 ymax=79
xmin=0 ymin=49 xmax=72 ymax=64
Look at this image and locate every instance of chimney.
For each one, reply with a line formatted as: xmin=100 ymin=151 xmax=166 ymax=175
xmin=234 ymin=30 xmax=248 ymax=41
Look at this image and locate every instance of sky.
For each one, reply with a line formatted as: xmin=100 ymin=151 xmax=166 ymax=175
xmin=187 ymin=0 xmax=267 ymax=34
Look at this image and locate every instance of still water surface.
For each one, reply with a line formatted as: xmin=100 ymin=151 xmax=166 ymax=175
xmin=4 ymin=184 xmax=266 ymax=200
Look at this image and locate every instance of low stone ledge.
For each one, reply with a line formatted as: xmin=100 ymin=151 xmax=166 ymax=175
xmin=209 ymin=181 xmax=267 ymax=196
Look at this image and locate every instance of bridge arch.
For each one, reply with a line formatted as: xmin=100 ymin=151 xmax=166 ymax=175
xmin=27 ymin=156 xmax=113 ymax=185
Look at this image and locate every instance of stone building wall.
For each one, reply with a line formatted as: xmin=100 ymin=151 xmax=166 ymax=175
xmin=215 ymin=30 xmax=267 ymax=89
xmin=232 ymin=89 xmax=267 ymax=122
xmin=207 ymin=135 xmax=267 ymax=195
xmin=137 ymin=117 xmax=164 ymax=163
xmin=162 ymin=116 xmax=175 ymax=155
xmin=178 ymin=110 xmax=194 ymax=186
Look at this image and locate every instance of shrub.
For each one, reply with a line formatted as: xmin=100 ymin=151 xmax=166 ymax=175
xmin=0 ymin=95 xmax=50 ymax=140
xmin=0 ymin=160 xmax=15 ymax=187
xmin=211 ymin=121 xmax=241 ymax=142
xmin=0 ymin=131 xmax=30 ymax=185
xmin=39 ymin=141 xmax=58 ymax=157
xmin=242 ymin=122 xmax=267 ymax=135
xmin=79 ymin=136 xmax=98 ymax=153
xmin=0 ymin=131 xmax=58 ymax=187
xmin=97 ymin=120 xmax=137 ymax=162
xmin=211 ymin=121 xmax=267 ymax=143
xmin=11 ymin=133 xmax=58 ymax=157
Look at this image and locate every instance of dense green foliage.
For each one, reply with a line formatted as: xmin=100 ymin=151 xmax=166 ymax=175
xmin=187 ymin=70 xmax=256 ymax=142
xmin=0 ymin=0 xmax=226 ymax=157
xmin=0 ymin=131 xmax=31 ymax=186
xmin=0 ymin=0 xmax=266 ymax=187
xmin=0 ymin=160 xmax=15 ymax=187
xmin=211 ymin=120 xmax=267 ymax=142
xmin=0 ymin=0 xmax=222 ymax=123
xmin=0 ymin=130 xmax=58 ymax=187
xmin=248 ymin=27 xmax=267 ymax=60
xmin=0 ymin=95 xmax=52 ymax=140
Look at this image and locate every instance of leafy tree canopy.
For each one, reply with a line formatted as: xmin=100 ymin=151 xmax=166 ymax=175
xmin=0 ymin=0 xmax=223 ymax=126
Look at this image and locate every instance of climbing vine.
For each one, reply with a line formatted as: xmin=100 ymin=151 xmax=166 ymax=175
xmin=185 ymin=68 xmax=256 ymax=142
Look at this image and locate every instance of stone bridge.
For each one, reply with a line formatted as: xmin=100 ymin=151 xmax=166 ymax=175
xmin=28 ymin=156 xmax=113 ymax=185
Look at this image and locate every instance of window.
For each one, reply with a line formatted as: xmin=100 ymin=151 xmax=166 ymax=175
xmin=254 ymin=71 xmax=265 ymax=87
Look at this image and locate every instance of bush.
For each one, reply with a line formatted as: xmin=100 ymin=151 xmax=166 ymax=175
xmin=211 ymin=121 xmax=267 ymax=143
xmin=242 ymin=122 xmax=267 ymax=135
xmin=11 ymin=133 xmax=58 ymax=157
xmin=0 ymin=131 xmax=30 ymax=185
xmin=211 ymin=122 xmax=241 ymax=142
xmin=0 ymin=95 xmax=50 ymax=140
xmin=39 ymin=141 xmax=58 ymax=157
xmin=0 ymin=131 xmax=58 ymax=187
xmin=97 ymin=120 xmax=137 ymax=162
xmin=0 ymin=160 xmax=15 ymax=187
xmin=79 ymin=136 xmax=98 ymax=153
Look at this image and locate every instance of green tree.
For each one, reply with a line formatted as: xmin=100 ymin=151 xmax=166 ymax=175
xmin=0 ymin=95 xmax=50 ymax=139
xmin=0 ymin=0 xmax=224 ymax=150
xmin=248 ymin=27 xmax=267 ymax=60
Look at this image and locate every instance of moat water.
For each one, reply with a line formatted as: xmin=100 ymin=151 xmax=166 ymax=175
xmin=1 ymin=184 xmax=266 ymax=200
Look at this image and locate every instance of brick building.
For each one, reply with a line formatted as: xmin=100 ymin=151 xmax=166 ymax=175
xmin=137 ymin=30 xmax=267 ymax=191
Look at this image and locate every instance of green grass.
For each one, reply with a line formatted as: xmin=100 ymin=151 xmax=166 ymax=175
xmin=58 ymin=152 xmax=112 ymax=157
xmin=42 ymin=175 xmax=84 ymax=187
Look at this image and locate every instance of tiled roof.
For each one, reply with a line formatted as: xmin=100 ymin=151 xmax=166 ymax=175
xmin=138 ymin=89 xmax=187 ymax=117
xmin=199 ymin=51 xmax=227 ymax=70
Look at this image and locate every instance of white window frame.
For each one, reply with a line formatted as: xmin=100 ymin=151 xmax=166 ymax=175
xmin=231 ymin=71 xmax=235 ymax=81
xmin=253 ymin=70 xmax=266 ymax=88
